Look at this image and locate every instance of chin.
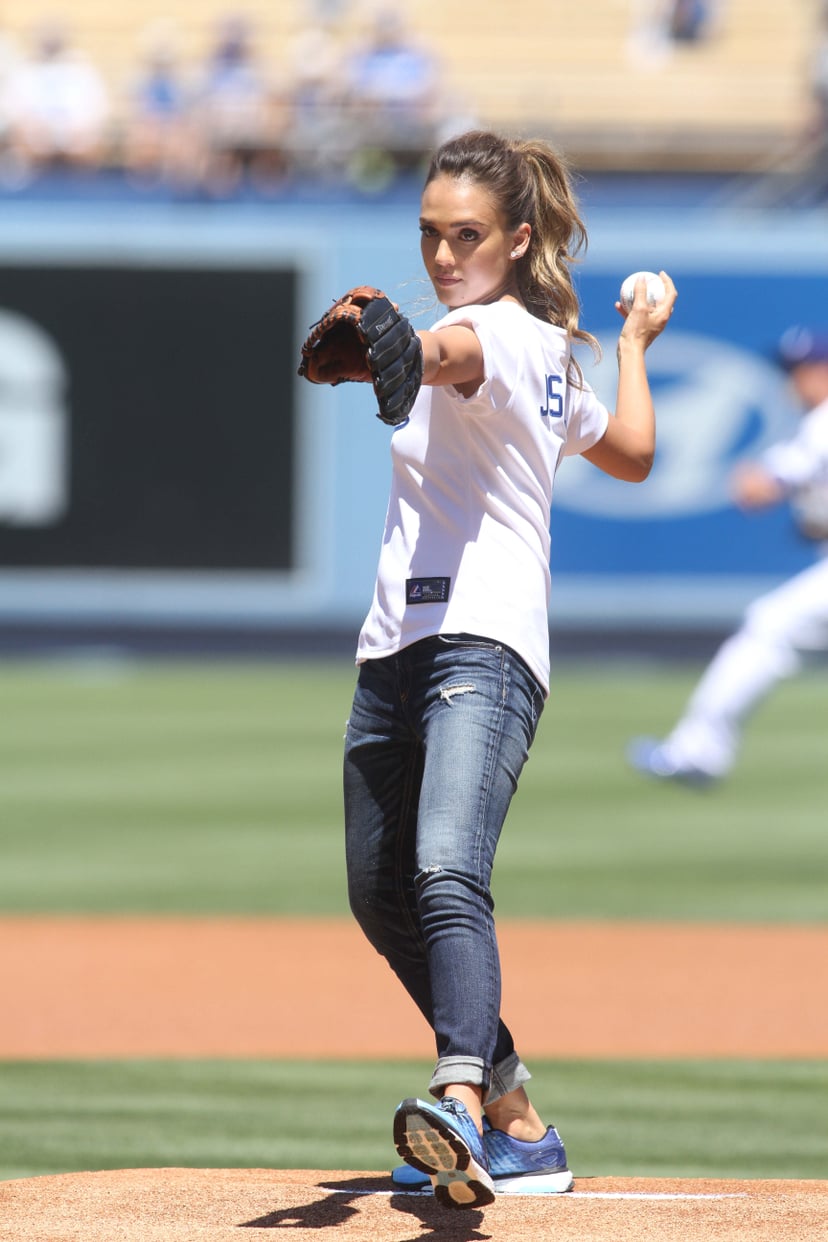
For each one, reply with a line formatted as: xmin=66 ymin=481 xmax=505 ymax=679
xmin=432 ymin=282 xmax=462 ymax=308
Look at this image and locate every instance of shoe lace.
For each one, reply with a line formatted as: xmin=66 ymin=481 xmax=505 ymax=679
xmin=440 ymin=1096 xmax=465 ymax=1118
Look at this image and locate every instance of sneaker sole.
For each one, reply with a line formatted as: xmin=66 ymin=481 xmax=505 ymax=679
xmin=393 ymin=1099 xmax=496 ymax=1210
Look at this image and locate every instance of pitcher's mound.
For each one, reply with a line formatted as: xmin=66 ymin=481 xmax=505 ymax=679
xmin=1 ymin=1167 xmax=826 ymax=1241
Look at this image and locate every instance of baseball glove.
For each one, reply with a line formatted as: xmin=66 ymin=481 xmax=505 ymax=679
xmin=298 ymin=286 xmax=423 ymax=426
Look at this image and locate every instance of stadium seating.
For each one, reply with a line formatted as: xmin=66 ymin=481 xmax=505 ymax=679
xmin=0 ymin=0 xmax=816 ymax=172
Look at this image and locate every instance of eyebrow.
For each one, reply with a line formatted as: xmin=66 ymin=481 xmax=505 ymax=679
xmin=419 ymin=217 xmax=488 ymax=228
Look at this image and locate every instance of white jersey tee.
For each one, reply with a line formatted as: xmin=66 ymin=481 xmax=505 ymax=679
xmin=761 ymin=394 xmax=828 ymax=550
xmin=355 ymin=300 xmax=609 ymax=693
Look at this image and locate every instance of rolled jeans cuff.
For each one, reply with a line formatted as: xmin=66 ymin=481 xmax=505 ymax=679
xmin=428 ymin=1051 xmax=531 ymax=1103
xmin=429 ymin=1055 xmax=487 ymax=1098
xmin=486 ymin=1051 xmax=531 ymax=1104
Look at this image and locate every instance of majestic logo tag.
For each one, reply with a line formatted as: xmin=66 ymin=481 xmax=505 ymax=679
xmin=406 ymin=577 xmax=450 ymax=604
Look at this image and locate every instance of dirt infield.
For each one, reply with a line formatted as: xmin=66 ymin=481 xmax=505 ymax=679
xmin=3 ymin=916 xmax=827 ymax=1057
xmin=1 ymin=1168 xmax=827 ymax=1242
xmin=2 ymin=916 xmax=827 ymax=1240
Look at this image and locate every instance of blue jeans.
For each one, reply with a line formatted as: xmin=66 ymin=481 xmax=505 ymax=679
xmin=343 ymin=633 xmax=544 ymax=1101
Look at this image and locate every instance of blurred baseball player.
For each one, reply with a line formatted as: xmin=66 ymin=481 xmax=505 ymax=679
xmin=628 ymin=325 xmax=828 ymax=785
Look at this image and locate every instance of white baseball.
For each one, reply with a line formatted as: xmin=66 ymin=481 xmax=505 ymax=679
xmin=620 ymin=271 xmax=666 ymax=312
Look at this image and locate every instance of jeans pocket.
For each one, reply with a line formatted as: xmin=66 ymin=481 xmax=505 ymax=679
xmin=436 ymin=633 xmax=502 ymax=653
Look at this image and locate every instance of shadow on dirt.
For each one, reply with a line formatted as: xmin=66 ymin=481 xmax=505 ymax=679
xmin=239 ymin=1174 xmax=491 ymax=1239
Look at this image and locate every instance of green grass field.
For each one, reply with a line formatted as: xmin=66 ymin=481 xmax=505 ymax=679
xmin=1 ymin=657 xmax=826 ymax=919
xmin=1 ymin=657 xmax=826 ymax=1183
xmin=2 ymin=1060 xmax=825 ymax=1182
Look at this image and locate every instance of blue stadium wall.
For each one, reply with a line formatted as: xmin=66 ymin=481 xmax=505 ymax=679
xmin=0 ymin=186 xmax=825 ymax=648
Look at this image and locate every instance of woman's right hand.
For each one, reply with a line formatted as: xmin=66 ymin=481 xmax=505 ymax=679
xmin=615 ymin=270 xmax=678 ymax=354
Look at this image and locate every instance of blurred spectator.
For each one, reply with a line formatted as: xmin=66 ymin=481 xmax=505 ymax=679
xmin=667 ymin=0 xmax=716 ymax=44
xmin=628 ymin=0 xmax=721 ymax=66
xmin=764 ymin=0 xmax=828 ymax=208
xmin=283 ymin=19 xmax=351 ymax=179
xmin=807 ymin=1 xmax=828 ymax=197
xmin=0 ymin=24 xmax=23 ymax=183
xmin=119 ymin=20 xmax=200 ymax=188
xmin=344 ymin=9 xmax=442 ymax=185
xmin=3 ymin=19 xmax=110 ymax=177
xmin=190 ymin=13 xmax=288 ymax=194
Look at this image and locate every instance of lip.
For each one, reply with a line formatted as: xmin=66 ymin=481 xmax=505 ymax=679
xmin=434 ymin=275 xmax=460 ymax=287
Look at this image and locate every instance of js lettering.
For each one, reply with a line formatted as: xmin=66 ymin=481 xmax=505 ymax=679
xmin=540 ymin=374 xmax=563 ymax=418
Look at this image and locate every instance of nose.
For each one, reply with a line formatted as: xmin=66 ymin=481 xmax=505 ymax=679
xmin=435 ymin=239 xmax=454 ymax=268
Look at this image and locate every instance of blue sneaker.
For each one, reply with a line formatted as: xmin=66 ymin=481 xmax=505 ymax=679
xmin=485 ymin=1123 xmax=573 ymax=1193
xmin=392 ymin=1116 xmax=573 ymax=1195
xmin=393 ymin=1096 xmax=495 ymax=1210
xmin=626 ymin=737 xmax=717 ymax=788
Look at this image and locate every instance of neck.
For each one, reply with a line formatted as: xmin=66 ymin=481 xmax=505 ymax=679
xmin=479 ymin=273 xmax=524 ymax=307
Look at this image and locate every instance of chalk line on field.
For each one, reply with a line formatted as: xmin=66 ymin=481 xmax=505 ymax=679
xmin=570 ymin=1191 xmax=747 ymax=1201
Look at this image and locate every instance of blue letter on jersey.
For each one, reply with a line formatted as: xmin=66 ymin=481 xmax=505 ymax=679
xmin=540 ymin=374 xmax=563 ymax=418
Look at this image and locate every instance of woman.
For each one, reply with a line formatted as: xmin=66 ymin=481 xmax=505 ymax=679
xmin=339 ymin=130 xmax=676 ymax=1210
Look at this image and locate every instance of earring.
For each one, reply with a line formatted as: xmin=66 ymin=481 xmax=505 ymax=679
xmin=511 ymin=251 xmax=519 ymax=258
